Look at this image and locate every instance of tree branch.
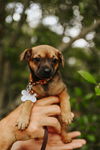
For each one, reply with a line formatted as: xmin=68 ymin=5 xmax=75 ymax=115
xmin=58 ymin=19 xmax=100 ymax=51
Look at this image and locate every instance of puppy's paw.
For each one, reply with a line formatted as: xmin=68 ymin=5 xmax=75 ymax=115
xmin=16 ymin=117 xmax=29 ymax=130
xmin=61 ymin=112 xmax=74 ymax=125
xmin=62 ymin=134 xmax=72 ymax=143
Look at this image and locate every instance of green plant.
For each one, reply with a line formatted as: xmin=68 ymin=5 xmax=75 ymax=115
xmin=78 ymin=70 xmax=100 ymax=96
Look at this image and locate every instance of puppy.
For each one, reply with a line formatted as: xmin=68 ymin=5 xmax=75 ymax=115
xmin=17 ymin=45 xmax=73 ymax=143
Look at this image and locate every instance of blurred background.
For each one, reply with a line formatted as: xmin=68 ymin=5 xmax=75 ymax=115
xmin=0 ymin=0 xmax=100 ymax=149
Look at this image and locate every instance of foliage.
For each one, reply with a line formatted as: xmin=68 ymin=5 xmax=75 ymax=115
xmin=0 ymin=0 xmax=100 ymax=149
xmin=78 ymin=70 xmax=100 ymax=96
xmin=78 ymin=70 xmax=97 ymax=84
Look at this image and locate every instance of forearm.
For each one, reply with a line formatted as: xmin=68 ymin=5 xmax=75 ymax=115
xmin=0 ymin=105 xmax=24 ymax=150
xmin=0 ymin=117 xmax=16 ymax=150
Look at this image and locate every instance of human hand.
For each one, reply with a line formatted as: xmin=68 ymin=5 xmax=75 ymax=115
xmin=8 ymin=96 xmax=61 ymax=141
xmin=11 ymin=131 xmax=86 ymax=150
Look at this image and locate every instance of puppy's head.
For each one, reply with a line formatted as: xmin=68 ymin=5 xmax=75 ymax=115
xmin=20 ymin=45 xmax=64 ymax=79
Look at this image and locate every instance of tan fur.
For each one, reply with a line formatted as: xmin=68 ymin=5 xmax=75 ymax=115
xmin=17 ymin=45 xmax=73 ymax=143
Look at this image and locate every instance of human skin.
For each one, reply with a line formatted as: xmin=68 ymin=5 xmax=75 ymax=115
xmin=11 ymin=132 xmax=86 ymax=150
xmin=0 ymin=96 xmax=86 ymax=150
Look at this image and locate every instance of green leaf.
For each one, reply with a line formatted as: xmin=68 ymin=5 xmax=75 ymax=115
xmin=87 ymin=134 xmax=96 ymax=142
xmin=74 ymin=87 xmax=83 ymax=96
xmin=78 ymin=70 xmax=97 ymax=84
xmin=95 ymin=84 xmax=100 ymax=96
xmin=84 ymin=93 xmax=93 ymax=100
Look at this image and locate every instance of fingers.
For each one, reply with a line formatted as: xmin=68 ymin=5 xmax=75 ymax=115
xmin=72 ymin=139 xmax=86 ymax=145
xmin=40 ymin=105 xmax=61 ymax=116
xmin=35 ymin=96 xmax=59 ymax=106
xmin=58 ymin=139 xmax=86 ymax=150
xmin=67 ymin=131 xmax=81 ymax=138
xmin=32 ymin=105 xmax=61 ymax=117
xmin=71 ymin=112 xmax=74 ymax=118
xmin=41 ymin=117 xmax=61 ymax=134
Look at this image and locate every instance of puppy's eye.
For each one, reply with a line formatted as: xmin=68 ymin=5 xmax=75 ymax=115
xmin=52 ymin=58 xmax=58 ymax=64
xmin=33 ymin=57 xmax=41 ymax=62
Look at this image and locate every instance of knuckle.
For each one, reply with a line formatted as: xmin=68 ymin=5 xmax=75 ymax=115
xmin=30 ymin=125 xmax=39 ymax=133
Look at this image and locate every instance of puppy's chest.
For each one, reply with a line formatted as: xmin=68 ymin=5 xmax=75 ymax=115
xmin=32 ymin=79 xmax=65 ymax=97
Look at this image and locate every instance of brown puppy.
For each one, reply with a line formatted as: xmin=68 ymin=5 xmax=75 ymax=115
xmin=17 ymin=45 xmax=73 ymax=143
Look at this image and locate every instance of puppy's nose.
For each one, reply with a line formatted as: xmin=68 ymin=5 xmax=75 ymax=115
xmin=44 ymin=67 xmax=51 ymax=74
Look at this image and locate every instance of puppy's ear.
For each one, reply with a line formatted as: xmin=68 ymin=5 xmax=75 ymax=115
xmin=57 ymin=51 xmax=64 ymax=67
xmin=20 ymin=48 xmax=32 ymax=61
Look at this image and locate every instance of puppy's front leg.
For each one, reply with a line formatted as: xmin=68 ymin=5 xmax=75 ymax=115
xmin=16 ymin=101 xmax=33 ymax=130
xmin=59 ymin=88 xmax=73 ymax=143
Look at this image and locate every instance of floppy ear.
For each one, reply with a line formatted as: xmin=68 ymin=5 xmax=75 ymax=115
xmin=20 ymin=48 xmax=32 ymax=61
xmin=57 ymin=51 xmax=64 ymax=67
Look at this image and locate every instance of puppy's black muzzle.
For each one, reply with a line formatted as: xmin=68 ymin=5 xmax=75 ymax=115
xmin=37 ymin=66 xmax=53 ymax=79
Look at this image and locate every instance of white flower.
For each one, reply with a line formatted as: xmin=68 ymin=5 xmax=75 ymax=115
xmin=21 ymin=90 xmax=37 ymax=103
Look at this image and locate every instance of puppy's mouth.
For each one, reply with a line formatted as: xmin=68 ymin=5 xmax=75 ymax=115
xmin=35 ymin=67 xmax=54 ymax=79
